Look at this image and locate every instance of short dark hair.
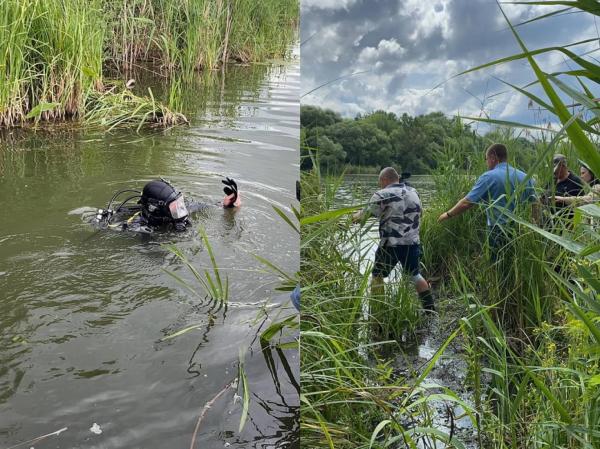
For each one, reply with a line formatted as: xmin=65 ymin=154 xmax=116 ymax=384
xmin=379 ymin=167 xmax=400 ymax=183
xmin=486 ymin=143 xmax=507 ymax=162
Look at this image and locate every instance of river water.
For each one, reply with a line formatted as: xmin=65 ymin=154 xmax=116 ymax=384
xmin=0 ymin=52 xmax=299 ymax=448
xmin=338 ymin=174 xmax=478 ymax=449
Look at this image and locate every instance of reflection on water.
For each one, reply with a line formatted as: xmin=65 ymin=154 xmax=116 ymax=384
xmin=0 ymin=50 xmax=299 ymax=448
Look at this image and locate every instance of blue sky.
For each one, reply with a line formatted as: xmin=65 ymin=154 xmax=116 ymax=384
xmin=301 ymin=0 xmax=600 ymax=134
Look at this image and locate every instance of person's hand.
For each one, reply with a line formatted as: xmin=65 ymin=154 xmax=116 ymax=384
xmin=438 ymin=211 xmax=451 ymax=223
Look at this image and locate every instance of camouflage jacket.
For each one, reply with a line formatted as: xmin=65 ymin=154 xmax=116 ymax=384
xmin=365 ymin=182 xmax=422 ymax=247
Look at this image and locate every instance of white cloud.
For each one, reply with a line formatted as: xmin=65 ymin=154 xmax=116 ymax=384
xmin=302 ymin=0 xmax=358 ymax=11
xmin=301 ymin=0 xmax=600 ymax=126
xmin=402 ymin=0 xmax=451 ymax=41
xmin=356 ymin=39 xmax=405 ymax=67
xmin=499 ymin=93 xmax=525 ymax=118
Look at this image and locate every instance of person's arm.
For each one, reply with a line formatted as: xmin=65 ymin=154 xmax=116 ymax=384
xmin=352 ymin=209 xmax=366 ymax=223
xmin=353 ymin=193 xmax=381 ymax=224
xmin=553 ymin=195 xmax=577 ymax=205
xmin=438 ymin=197 xmax=474 ymax=222
xmin=438 ymin=173 xmax=489 ymax=222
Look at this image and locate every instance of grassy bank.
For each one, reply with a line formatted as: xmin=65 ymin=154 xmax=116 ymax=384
xmin=0 ymin=0 xmax=298 ymax=128
xmin=300 ymin=164 xmax=476 ymax=448
xmin=300 ymin=140 xmax=599 ymax=447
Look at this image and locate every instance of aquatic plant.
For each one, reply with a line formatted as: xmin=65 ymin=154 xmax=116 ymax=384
xmin=0 ymin=0 xmax=299 ymax=128
xmin=299 ymin=161 xmax=475 ymax=448
xmin=83 ymin=87 xmax=188 ymax=131
xmin=164 ymin=228 xmax=229 ymax=303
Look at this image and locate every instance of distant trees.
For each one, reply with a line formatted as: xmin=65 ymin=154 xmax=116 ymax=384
xmin=301 ymin=105 xmax=535 ymax=174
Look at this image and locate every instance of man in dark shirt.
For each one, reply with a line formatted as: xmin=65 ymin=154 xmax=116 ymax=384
xmin=552 ymin=153 xmax=584 ymax=223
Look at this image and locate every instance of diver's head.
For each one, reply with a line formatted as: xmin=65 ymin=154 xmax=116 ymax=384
xmin=140 ymin=179 xmax=189 ymax=226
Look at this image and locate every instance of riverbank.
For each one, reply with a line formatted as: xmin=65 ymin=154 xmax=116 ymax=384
xmin=0 ymin=0 xmax=299 ymax=128
xmin=0 ymin=49 xmax=300 ymax=449
xmin=300 ymin=161 xmax=599 ymax=448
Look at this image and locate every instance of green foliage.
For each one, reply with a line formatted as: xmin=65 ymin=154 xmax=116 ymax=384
xmin=0 ymin=0 xmax=299 ymax=128
xmin=421 ymin=4 xmax=600 ymax=445
xmin=302 ymin=106 xmax=505 ymax=174
xmin=163 ymin=228 xmax=229 ymax=303
xmin=300 ymin=166 xmax=472 ymax=448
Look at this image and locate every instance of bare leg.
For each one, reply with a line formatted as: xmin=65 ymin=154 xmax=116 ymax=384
xmin=371 ymin=275 xmax=385 ymax=297
xmin=414 ymin=277 xmax=430 ymax=294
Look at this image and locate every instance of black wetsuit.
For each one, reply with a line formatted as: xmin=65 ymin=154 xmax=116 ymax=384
xmin=99 ymin=200 xmax=209 ymax=234
xmin=94 ymin=178 xmax=238 ymax=234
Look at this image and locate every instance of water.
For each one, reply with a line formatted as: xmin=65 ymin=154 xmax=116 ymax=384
xmin=338 ymin=174 xmax=478 ymax=449
xmin=0 ymin=52 xmax=299 ymax=448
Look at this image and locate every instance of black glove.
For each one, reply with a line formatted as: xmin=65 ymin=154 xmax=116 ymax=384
xmin=222 ymin=177 xmax=238 ymax=207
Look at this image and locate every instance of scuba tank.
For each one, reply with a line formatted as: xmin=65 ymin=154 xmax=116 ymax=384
xmin=92 ymin=177 xmax=238 ymax=233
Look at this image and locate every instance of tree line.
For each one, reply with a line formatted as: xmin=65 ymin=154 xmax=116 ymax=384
xmin=301 ymin=105 xmax=538 ymax=174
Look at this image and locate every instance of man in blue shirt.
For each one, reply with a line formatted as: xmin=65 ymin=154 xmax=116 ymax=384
xmin=438 ymin=143 xmax=537 ymax=250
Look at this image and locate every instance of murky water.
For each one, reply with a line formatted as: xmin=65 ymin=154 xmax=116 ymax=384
xmin=0 ymin=52 xmax=299 ymax=448
xmin=338 ymin=175 xmax=478 ymax=449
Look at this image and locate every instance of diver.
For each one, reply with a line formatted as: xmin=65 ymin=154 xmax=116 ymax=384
xmin=92 ymin=177 xmax=240 ymax=234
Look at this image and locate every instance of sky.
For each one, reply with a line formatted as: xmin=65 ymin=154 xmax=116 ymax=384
xmin=301 ymin=0 xmax=600 ymax=133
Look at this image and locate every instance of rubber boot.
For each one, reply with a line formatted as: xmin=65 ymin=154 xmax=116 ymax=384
xmin=419 ymin=290 xmax=435 ymax=314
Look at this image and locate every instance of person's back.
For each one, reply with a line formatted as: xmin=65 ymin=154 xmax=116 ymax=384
xmin=354 ymin=167 xmax=434 ymax=314
xmin=466 ymin=161 xmax=535 ymax=227
xmin=368 ymin=182 xmax=421 ymax=247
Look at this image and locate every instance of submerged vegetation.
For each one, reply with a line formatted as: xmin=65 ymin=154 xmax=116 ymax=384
xmin=0 ymin=0 xmax=299 ymax=128
xmin=300 ymin=2 xmax=599 ymax=448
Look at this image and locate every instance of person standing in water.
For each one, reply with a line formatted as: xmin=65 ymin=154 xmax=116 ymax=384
xmin=353 ymin=167 xmax=435 ymax=313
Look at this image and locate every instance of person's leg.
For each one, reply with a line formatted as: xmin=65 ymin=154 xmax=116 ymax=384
xmin=371 ymin=275 xmax=385 ymax=297
xmin=402 ymin=244 xmax=435 ymax=312
xmin=371 ymin=246 xmax=395 ymax=338
xmin=372 ymin=246 xmax=394 ymax=296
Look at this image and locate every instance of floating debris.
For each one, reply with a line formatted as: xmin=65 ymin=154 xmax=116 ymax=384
xmin=89 ymin=423 xmax=102 ymax=435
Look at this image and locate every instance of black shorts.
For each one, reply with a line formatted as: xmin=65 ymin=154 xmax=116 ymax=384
xmin=372 ymin=244 xmax=421 ymax=278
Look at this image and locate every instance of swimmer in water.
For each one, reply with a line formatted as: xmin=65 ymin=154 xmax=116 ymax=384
xmin=93 ymin=177 xmax=240 ymax=234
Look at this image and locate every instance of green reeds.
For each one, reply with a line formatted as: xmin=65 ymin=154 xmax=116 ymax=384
xmin=0 ymin=0 xmax=103 ymax=126
xmin=0 ymin=0 xmax=298 ymax=128
xmin=83 ymin=87 xmax=188 ymax=130
xmin=164 ymin=227 xmax=229 ymax=302
xmin=300 ymin=164 xmax=470 ymax=448
xmin=439 ymin=4 xmax=600 ymax=445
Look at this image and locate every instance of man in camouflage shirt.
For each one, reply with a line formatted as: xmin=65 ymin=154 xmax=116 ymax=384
xmin=353 ymin=167 xmax=435 ymax=312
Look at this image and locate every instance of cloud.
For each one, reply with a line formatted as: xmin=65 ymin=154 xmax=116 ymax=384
xmin=499 ymin=93 xmax=526 ymax=119
xmin=301 ymin=0 xmax=600 ymax=128
xmin=356 ymin=39 xmax=406 ymax=72
xmin=302 ymin=0 xmax=359 ymax=11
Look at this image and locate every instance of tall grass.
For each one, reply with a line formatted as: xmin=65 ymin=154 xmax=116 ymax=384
xmin=0 ymin=0 xmax=299 ymax=128
xmin=419 ymin=3 xmax=600 ymax=446
xmin=300 ymin=2 xmax=599 ymax=448
xmin=300 ymin=163 xmax=474 ymax=448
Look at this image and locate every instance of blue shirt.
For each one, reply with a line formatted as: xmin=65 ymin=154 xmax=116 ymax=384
xmin=466 ymin=162 xmax=536 ymax=226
